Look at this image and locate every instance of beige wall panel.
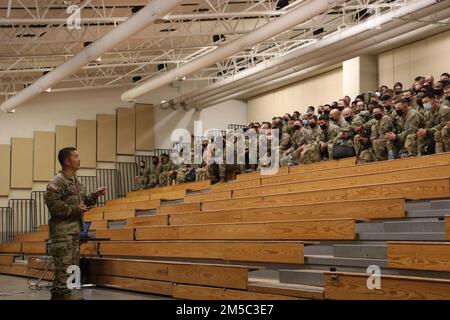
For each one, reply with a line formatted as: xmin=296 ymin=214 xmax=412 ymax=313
xmin=409 ymin=38 xmax=430 ymax=82
xmin=393 ymin=46 xmax=410 ymax=88
xmin=135 ymin=104 xmax=154 ymax=151
xmin=380 ymin=30 xmax=450 ymax=88
xmin=11 ymin=138 xmax=33 ymax=189
xmin=76 ymin=120 xmax=97 ymax=169
xmin=97 ymin=114 xmax=116 ymax=162
xmin=246 ymin=68 xmax=343 ymax=123
xmin=0 ymin=145 xmax=10 ymax=196
xmin=378 ymin=51 xmax=394 ymax=87
xmin=55 ymin=126 xmax=76 ymax=173
xmin=33 ymin=131 xmax=55 ymax=182
xmin=117 ymin=107 xmax=136 ymax=155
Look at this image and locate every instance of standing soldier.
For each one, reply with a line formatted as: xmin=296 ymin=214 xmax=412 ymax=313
xmin=44 ymin=147 xmax=106 ymax=300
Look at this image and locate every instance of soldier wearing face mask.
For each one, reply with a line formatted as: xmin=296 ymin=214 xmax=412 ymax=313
xmin=385 ymin=99 xmax=424 ymax=158
xmin=330 ymin=109 xmax=346 ymax=128
xmin=433 ymin=81 xmax=446 ymax=106
xmin=370 ymin=107 xmax=395 ymax=161
xmin=380 ymin=95 xmax=397 ymax=121
xmin=285 ymin=120 xmax=319 ymax=165
xmin=318 ymin=114 xmax=340 ymax=160
xmin=417 ymin=92 xmax=450 ymax=154
xmin=444 ymin=84 xmax=450 ymax=107
xmin=393 ymin=82 xmax=403 ymax=95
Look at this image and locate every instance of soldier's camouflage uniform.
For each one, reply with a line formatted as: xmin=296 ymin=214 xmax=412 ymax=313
xmin=387 ymin=108 xmax=424 ymax=158
xmin=44 ymin=172 xmax=98 ymax=299
xmin=136 ymin=166 xmax=151 ymax=190
xmin=420 ymin=104 xmax=450 ymax=154
xmin=370 ymin=115 xmax=395 ymax=161
xmin=157 ymin=158 xmax=174 ymax=186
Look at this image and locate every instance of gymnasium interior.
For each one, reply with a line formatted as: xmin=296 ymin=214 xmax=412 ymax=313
xmin=0 ymin=0 xmax=450 ymax=301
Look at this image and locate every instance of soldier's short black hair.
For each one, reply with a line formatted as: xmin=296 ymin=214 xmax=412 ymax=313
xmin=319 ymin=114 xmax=330 ymax=121
xmin=415 ymin=76 xmax=425 ymax=81
xmin=441 ymin=72 xmax=450 ymax=78
xmin=58 ymin=147 xmax=77 ymax=167
xmin=422 ymin=91 xmax=436 ymax=100
xmin=309 ymin=115 xmax=318 ymax=121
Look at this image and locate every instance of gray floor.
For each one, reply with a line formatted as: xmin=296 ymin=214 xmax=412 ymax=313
xmin=0 ymin=275 xmax=172 ymax=300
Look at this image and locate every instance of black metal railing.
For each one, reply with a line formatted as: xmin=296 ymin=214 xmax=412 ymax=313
xmin=31 ymin=191 xmax=48 ymax=230
xmin=96 ymin=169 xmax=120 ymax=205
xmin=8 ymin=199 xmax=35 ymax=236
xmin=116 ymin=162 xmax=138 ymax=197
xmin=0 ymin=207 xmax=13 ymax=243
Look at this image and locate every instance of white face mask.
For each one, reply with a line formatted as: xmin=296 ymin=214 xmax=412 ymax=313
xmin=424 ymin=103 xmax=433 ymax=111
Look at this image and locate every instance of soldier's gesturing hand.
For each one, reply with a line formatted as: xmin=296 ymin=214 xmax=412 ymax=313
xmin=95 ymin=186 xmax=107 ymax=197
xmin=78 ymin=204 xmax=89 ymax=214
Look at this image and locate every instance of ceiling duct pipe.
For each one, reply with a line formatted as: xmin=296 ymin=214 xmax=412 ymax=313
xmin=190 ymin=5 xmax=450 ymax=108
xmin=121 ymin=0 xmax=336 ymax=103
xmin=0 ymin=0 xmax=183 ymax=113
xmin=199 ymin=19 xmax=450 ymax=109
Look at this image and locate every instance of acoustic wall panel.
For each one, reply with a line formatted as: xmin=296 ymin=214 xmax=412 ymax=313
xmin=76 ymin=120 xmax=97 ymax=168
xmin=55 ymin=126 xmax=76 ymax=172
xmin=33 ymin=131 xmax=55 ymax=181
xmin=11 ymin=138 xmax=33 ymax=189
xmin=97 ymin=114 xmax=116 ymax=162
xmin=117 ymin=107 xmax=135 ymax=155
xmin=135 ymin=104 xmax=154 ymax=151
xmin=0 ymin=145 xmax=11 ymax=196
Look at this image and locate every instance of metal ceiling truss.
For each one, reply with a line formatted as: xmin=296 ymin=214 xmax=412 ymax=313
xmin=0 ymin=0 xmax=408 ymax=97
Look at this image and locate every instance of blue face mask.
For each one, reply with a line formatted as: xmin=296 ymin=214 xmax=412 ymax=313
xmin=424 ymin=103 xmax=433 ymax=111
xmin=303 ymin=120 xmax=309 ymax=126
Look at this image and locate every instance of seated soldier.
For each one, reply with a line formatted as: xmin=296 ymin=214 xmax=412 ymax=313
xmin=157 ymin=153 xmax=175 ymax=187
xmin=135 ymin=160 xmax=150 ymax=190
xmin=147 ymin=156 xmax=159 ymax=188
xmin=417 ymin=92 xmax=450 ymax=155
xmin=287 ymin=119 xmax=319 ymax=165
xmin=318 ymin=114 xmax=341 ymax=160
xmin=386 ymin=98 xmax=424 ymax=158
xmin=369 ymin=106 xmax=395 ymax=161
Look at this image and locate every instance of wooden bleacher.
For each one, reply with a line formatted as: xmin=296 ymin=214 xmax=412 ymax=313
xmin=2 ymin=152 xmax=450 ymax=300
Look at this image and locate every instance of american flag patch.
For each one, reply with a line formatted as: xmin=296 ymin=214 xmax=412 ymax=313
xmin=47 ymin=183 xmax=60 ymax=191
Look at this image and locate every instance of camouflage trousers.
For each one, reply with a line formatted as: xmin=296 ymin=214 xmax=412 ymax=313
xmin=292 ymin=144 xmax=320 ymax=165
xmin=196 ymin=167 xmax=210 ymax=181
xmin=176 ymin=169 xmax=187 ymax=185
xmin=159 ymin=172 xmax=174 ymax=187
xmin=358 ymin=149 xmax=376 ymax=163
xmin=50 ymin=234 xmax=79 ymax=296
xmin=136 ymin=177 xmax=147 ymax=190
xmin=387 ymin=134 xmax=418 ymax=158
xmin=443 ymin=125 xmax=450 ymax=152
xmin=372 ymin=138 xmax=388 ymax=161
xmin=418 ymin=128 xmax=450 ymax=155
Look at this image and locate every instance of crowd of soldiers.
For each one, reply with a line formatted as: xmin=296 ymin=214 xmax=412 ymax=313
xmin=136 ymin=72 xmax=450 ymax=190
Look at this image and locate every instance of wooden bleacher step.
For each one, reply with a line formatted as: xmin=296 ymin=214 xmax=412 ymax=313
xmin=387 ymin=241 xmax=450 ymax=272
xmin=134 ymin=219 xmax=356 ymax=241
xmin=98 ymin=241 xmax=305 ymax=264
xmin=324 ymin=272 xmax=450 ymax=300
